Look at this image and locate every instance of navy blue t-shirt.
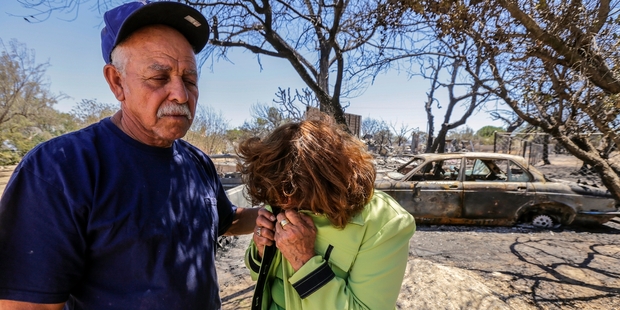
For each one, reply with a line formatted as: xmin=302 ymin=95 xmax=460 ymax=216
xmin=0 ymin=118 xmax=236 ymax=309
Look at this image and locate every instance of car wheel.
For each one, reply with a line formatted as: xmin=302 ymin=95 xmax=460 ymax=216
xmin=532 ymin=214 xmax=554 ymax=228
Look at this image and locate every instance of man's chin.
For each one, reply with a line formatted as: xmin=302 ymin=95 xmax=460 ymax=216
xmin=159 ymin=115 xmax=192 ymax=122
xmin=158 ymin=116 xmax=192 ymax=127
xmin=155 ymin=121 xmax=191 ymax=140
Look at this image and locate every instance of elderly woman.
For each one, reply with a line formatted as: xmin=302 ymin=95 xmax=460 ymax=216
xmin=237 ymin=114 xmax=415 ymax=310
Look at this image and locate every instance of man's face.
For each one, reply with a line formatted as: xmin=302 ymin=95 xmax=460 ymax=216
xmin=108 ymin=25 xmax=199 ymax=147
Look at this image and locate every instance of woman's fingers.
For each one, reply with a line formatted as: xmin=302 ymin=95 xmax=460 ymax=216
xmin=256 ymin=208 xmax=276 ymax=229
xmin=281 ymin=210 xmax=305 ymax=226
xmin=299 ymin=212 xmax=316 ymax=228
xmin=274 ymin=210 xmax=317 ymax=271
xmin=257 ymin=207 xmax=276 ymax=221
xmin=254 ymin=208 xmax=276 ymax=239
xmin=253 ymin=207 xmax=279 ymax=258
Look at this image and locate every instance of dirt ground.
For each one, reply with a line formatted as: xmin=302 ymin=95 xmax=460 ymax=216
xmin=217 ymin=222 xmax=620 ymax=310
xmin=216 ymin=154 xmax=620 ymax=310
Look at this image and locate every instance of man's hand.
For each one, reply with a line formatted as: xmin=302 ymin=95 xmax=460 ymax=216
xmin=0 ymin=300 xmax=65 ymax=310
xmin=224 ymin=207 xmax=260 ymax=236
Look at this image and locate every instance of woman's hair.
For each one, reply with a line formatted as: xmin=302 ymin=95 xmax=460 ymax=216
xmin=237 ymin=113 xmax=376 ymax=228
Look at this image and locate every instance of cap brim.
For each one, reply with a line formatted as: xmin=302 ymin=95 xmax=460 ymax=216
xmin=115 ymin=2 xmax=209 ymax=54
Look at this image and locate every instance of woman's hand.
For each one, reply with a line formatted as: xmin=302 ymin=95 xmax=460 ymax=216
xmin=275 ymin=210 xmax=317 ymax=271
xmin=253 ymin=207 xmax=277 ymax=259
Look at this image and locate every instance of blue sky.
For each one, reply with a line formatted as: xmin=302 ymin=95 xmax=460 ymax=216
xmin=1 ymin=1 xmax=505 ymax=132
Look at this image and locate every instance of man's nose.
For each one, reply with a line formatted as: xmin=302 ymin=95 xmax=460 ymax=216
xmin=168 ymin=77 xmax=189 ymax=103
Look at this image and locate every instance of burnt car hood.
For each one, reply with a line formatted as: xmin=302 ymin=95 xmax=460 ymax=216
xmin=548 ymin=178 xmax=614 ymax=198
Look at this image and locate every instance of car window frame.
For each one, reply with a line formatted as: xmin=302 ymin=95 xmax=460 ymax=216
xmin=405 ymin=157 xmax=463 ymax=182
xmin=507 ymin=160 xmax=533 ymax=182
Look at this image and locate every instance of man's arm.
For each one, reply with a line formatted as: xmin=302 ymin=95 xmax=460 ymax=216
xmin=223 ymin=207 xmax=259 ymax=236
xmin=0 ymin=300 xmax=65 ymax=310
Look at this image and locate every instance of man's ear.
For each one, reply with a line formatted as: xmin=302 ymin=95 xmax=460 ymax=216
xmin=103 ymin=64 xmax=125 ymax=102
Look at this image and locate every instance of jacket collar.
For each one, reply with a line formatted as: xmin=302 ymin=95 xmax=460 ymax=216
xmin=299 ymin=209 xmax=365 ymax=226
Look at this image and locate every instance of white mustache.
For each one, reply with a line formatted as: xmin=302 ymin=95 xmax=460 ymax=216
xmin=157 ymin=103 xmax=193 ymax=120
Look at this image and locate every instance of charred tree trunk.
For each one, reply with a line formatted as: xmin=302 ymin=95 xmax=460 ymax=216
xmin=542 ymin=134 xmax=551 ymax=165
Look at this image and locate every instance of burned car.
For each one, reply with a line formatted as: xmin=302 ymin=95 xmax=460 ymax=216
xmin=375 ymin=152 xmax=620 ymax=227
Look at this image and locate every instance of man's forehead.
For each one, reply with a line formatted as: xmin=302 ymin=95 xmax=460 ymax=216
xmin=122 ymin=25 xmax=197 ymax=66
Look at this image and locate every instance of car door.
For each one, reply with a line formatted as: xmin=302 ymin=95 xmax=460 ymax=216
xmin=462 ymin=158 xmax=534 ymax=220
xmin=383 ymin=158 xmax=463 ymax=220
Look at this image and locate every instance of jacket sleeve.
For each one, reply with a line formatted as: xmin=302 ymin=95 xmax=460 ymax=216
xmin=288 ymin=213 xmax=415 ymax=309
xmin=245 ymin=240 xmax=262 ymax=281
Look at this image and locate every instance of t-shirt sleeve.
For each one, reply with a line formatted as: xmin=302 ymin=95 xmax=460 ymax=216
xmin=216 ymin=180 xmax=237 ymax=236
xmin=188 ymin=146 xmax=237 ymax=236
xmin=0 ymin=165 xmax=85 ymax=303
xmin=198 ymin=155 xmax=236 ymax=236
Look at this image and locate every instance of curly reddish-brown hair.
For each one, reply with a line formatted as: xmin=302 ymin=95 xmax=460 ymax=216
xmin=236 ymin=114 xmax=375 ymax=228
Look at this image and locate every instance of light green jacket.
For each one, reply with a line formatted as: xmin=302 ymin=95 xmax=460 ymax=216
xmin=245 ymin=190 xmax=416 ymax=310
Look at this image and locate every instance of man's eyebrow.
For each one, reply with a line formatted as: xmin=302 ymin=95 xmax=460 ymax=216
xmin=148 ymin=63 xmax=172 ymax=72
xmin=147 ymin=64 xmax=197 ymax=76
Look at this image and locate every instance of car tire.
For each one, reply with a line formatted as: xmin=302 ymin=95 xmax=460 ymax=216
xmin=532 ymin=214 xmax=554 ymax=228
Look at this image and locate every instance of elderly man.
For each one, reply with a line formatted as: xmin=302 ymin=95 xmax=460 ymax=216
xmin=0 ymin=1 xmax=258 ymax=309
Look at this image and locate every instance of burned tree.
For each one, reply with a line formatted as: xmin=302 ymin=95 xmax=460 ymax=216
xmin=410 ymin=0 xmax=620 ymax=199
xmin=190 ymin=0 xmax=419 ymax=127
xmin=390 ymin=121 xmax=412 ymax=147
xmin=272 ymin=87 xmax=320 ymax=122
xmin=417 ymin=40 xmax=492 ymax=153
xmin=18 ymin=0 xmax=424 ymax=129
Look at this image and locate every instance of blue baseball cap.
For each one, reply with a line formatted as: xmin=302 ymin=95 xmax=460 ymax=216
xmin=101 ymin=1 xmax=209 ymax=63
